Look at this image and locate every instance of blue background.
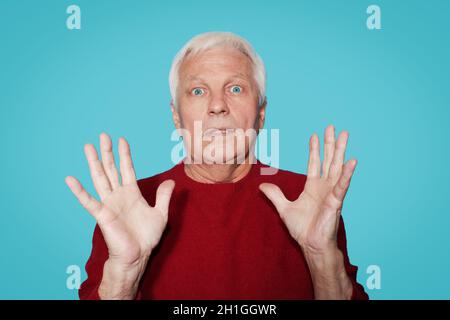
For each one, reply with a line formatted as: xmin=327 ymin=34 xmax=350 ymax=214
xmin=1 ymin=0 xmax=449 ymax=299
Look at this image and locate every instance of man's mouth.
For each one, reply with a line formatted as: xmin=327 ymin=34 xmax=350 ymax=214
xmin=203 ymin=128 xmax=235 ymax=137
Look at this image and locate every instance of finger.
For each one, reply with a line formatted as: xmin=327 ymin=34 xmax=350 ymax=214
xmin=100 ymin=133 xmax=120 ymax=189
xmin=118 ymin=137 xmax=137 ymax=185
xmin=154 ymin=179 xmax=176 ymax=214
xmin=328 ymin=130 xmax=349 ymax=181
xmin=331 ymin=159 xmax=357 ymax=204
xmin=84 ymin=144 xmax=112 ymax=201
xmin=65 ymin=176 xmax=102 ymax=219
xmin=307 ymin=133 xmax=321 ymax=179
xmin=322 ymin=124 xmax=335 ymax=178
xmin=259 ymin=183 xmax=289 ymax=214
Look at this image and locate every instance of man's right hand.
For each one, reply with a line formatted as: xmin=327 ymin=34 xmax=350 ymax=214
xmin=65 ymin=133 xmax=175 ymax=299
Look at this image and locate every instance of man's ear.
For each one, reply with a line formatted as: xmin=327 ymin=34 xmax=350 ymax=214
xmin=257 ymin=98 xmax=267 ymax=131
xmin=170 ymin=100 xmax=181 ymax=130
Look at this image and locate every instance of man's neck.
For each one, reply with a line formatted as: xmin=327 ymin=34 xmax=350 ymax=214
xmin=183 ymin=155 xmax=255 ymax=184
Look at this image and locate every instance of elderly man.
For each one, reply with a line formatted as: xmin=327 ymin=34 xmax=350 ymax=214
xmin=65 ymin=32 xmax=368 ymax=300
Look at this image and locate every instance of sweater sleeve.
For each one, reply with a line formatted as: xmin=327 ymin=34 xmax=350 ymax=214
xmin=337 ymin=216 xmax=369 ymax=300
xmin=78 ymin=224 xmax=108 ymax=300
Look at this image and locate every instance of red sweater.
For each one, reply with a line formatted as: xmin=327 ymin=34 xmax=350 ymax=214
xmin=79 ymin=160 xmax=368 ymax=300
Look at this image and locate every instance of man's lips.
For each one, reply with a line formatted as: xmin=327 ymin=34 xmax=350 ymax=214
xmin=203 ymin=128 xmax=236 ymax=136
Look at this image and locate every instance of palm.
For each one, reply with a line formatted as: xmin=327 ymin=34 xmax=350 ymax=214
xmin=259 ymin=125 xmax=357 ymax=253
xmin=66 ymin=133 xmax=175 ymax=267
xmin=283 ymin=177 xmax=340 ymax=252
xmin=94 ymin=184 xmax=168 ymax=265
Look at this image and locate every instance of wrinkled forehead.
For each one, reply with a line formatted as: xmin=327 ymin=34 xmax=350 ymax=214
xmin=178 ymin=46 xmax=254 ymax=84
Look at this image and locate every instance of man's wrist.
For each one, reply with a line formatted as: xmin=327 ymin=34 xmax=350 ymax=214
xmin=303 ymin=246 xmax=353 ymax=300
xmin=98 ymin=255 xmax=150 ymax=300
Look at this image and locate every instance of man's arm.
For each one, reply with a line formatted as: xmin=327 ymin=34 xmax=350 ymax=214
xmin=259 ymin=125 xmax=368 ymax=300
xmin=79 ymin=224 xmax=151 ymax=300
xmin=79 ymin=224 xmax=147 ymax=300
xmin=303 ymin=216 xmax=368 ymax=300
xmin=98 ymin=255 xmax=150 ymax=299
xmin=66 ymin=133 xmax=175 ymax=300
xmin=304 ymin=247 xmax=353 ymax=299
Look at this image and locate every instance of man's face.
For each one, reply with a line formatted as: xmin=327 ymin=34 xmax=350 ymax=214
xmin=172 ymin=46 xmax=265 ymax=164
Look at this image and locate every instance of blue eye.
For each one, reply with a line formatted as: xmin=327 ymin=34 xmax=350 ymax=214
xmin=192 ymin=88 xmax=205 ymax=96
xmin=230 ymin=85 xmax=242 ymax=94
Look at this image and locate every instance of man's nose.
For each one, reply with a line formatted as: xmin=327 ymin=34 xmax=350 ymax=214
xmin=207 ymin=92 xmax=229 ymax=116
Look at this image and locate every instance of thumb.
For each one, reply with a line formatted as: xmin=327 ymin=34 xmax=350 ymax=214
xmin=259 ymin=183 xmax=289 ymax=214
xmin=155 ymin=179 xmax=176 ymax=214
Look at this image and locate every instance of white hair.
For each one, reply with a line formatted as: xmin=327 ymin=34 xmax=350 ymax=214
xmin=169 ymin=32 xmax=266 ymax=108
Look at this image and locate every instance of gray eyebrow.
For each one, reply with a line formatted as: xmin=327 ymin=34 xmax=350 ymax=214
xmin=185 ymin=75 xmax=204 ymax=81
xmin=185 ymin=73 xmax=250 ymax=82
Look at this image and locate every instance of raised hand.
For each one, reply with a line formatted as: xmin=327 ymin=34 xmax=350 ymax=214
xmin=65 ymin=134 xmax=175 ymax=284
xmin=259 ymin=125 xmax=357 ymax=255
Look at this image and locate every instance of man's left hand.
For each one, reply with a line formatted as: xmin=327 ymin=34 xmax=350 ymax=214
xmin=259 ymin=124 xmax=357 ymax=256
